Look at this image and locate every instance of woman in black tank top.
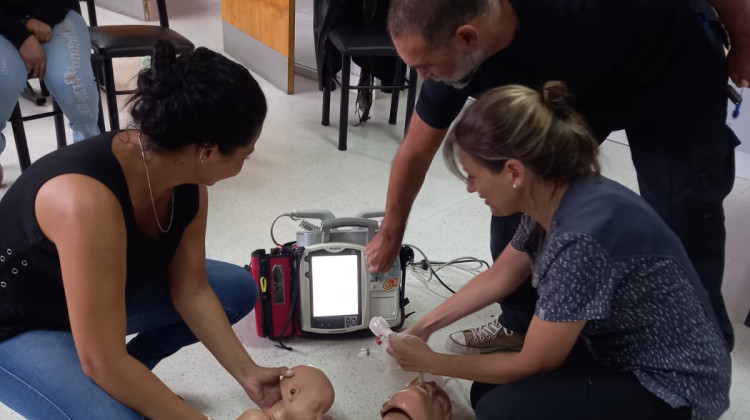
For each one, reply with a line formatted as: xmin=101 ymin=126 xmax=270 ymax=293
xmin=0 ymin=40 xmax=292 ymax=419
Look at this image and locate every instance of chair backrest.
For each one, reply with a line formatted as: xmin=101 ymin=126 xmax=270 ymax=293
xmin=81 ymin=0 xmax=170 ymax=28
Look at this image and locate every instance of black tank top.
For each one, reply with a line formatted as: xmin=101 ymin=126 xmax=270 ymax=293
xmin=0 ymin=132 xmax=199 ymax=341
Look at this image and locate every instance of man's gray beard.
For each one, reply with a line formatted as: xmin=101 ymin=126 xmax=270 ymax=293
xmin=434 ymin=49 xmax=485 ymax=89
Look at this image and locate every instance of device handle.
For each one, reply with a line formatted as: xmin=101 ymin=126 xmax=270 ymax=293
xmin=290 ymin=210 xmax=336 ymax=222
xmin=354 ymin=210 xmax=385 ymax=220
xmin=321 ymin=217 xmax=379 ymax=242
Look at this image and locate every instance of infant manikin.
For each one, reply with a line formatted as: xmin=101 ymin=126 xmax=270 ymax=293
xmin=237 ymin=365 xmax=335 ymax=420
xmin=380 ymin=381 xmax=452 ymax=420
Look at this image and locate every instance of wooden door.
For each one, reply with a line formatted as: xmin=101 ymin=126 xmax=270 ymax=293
xmin=223 ymin=0 xmax=295 ymax=94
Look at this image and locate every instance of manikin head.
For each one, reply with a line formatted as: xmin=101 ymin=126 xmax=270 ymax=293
xmin=380 ymin=382 xmax=452 ymax=420
xmin=388 ymin=0 xmax=517 ymax=88
xmin=238 ymin=365 xmax=335 ymax=420
xmin=280 ymin=365 xmax=335 ymax=420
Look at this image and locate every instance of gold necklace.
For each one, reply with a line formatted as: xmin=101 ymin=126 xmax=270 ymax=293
xmin=137 ymin=132 xmax=174 ymax=234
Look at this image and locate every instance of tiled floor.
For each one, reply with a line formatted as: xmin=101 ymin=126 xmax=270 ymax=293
xmin=1 ymin=1 xmax=749 ymax=419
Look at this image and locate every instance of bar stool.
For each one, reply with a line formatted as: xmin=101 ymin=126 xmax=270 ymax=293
xmin=321 ymin=26 xmax=418 ymax=151
xmin=85 ymin=0 xmax=194 ymax=131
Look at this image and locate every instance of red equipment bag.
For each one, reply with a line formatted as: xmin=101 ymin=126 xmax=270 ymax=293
xmin=248 ymin=245 xmax=298 ymax=340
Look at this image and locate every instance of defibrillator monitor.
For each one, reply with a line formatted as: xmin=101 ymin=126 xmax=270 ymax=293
xmin=298 ymin=243 xmax=403 ymax=334
xmin=309 ymin=249 xmax=362 ymax=325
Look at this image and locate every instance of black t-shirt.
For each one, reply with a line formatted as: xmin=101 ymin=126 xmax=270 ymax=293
xmin=0 ymin=133 xmax=199 ymax=341
xmin=416 ymin=0 xmax=725 ymax=137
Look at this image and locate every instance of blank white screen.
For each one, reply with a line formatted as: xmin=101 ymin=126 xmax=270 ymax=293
xmin=311 ymin=254 xmax=359 ymax=317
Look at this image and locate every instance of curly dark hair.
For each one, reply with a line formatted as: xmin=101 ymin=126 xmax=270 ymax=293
xmin=128 ymin=40 xmax=267 ymax=155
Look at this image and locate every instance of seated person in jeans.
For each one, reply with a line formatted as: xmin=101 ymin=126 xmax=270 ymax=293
xmin=0 ymin=0 xmax=101 ymax=183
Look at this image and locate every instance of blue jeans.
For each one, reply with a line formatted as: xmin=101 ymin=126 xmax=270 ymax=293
xmin=0 ymin=10 xmax=100 ymax=156
xmin=0 ymin=260 xmax=257 ymax=419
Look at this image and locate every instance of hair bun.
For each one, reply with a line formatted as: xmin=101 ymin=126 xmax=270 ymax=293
xmin=136 ymin=40 xmax=182 ymax=99
xmin=150 ymin=39 xmax=177 ymax=74
xmin=541 ymin=81 xmax=574 ymax=119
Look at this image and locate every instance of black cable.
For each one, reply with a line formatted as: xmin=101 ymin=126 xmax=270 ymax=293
xmin=402 ymin=244 xmax=487 ymax=295
xmin=419 ymin=258 xmax=490 ymax=271
xmin=275 ymin=295 xmax=295 ymax=351
xmin=404 ymin=260 xmax=455 ymax=294
xmin=427 ymin=266 xmax=456 ymax=294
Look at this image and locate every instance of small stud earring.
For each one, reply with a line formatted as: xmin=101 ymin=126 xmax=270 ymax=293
xmin=512 ymin=184 xmax=518 ymax=189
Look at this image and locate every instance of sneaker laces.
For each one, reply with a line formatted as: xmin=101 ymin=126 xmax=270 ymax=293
xmin=471 ymin=318 xmax=513 ymax=341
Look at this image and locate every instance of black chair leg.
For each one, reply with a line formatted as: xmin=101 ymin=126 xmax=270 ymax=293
xmin=389 ymin=61 xmax=405 ymax=125
xmin=322 ymin=70 xmax=331 ymax=126
xmin=404 ymin=68 xmax=418 ymax=136
xmin=338 ymin=55 xmax=351 ymax=151
xmin=40 ymin=82 xmax=51 ymax=97
xmin=22 ymin=82 xmax=47 ymax=106
xmin=91 ymin=55 xmax=107 ymax=133
xmin=103 ymin=58 xmax=120 ymax=131
xmin=96 ymin=99 xmax=106 ymax=133
xmin=52 ymin=100 xmax=67 ymax=148
xmin=10 ymin=103 xmax=31 ymax=171
xmin=92 ymin=54 xmax=105 ymax=91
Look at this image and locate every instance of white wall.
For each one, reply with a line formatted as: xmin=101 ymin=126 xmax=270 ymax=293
xmin=93 ymin=0 xmax=155 ymax=21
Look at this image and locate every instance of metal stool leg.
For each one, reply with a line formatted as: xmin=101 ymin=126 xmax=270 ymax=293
xmin=22 ymin=81 xmax=47 ymax=106
xmin=9 ymin=103 xmax=31 ymax=171
xmin=338 ymin=54 xmax=351 ymax=151
xmin=389 ymin=60 xmax=405 ymax=125
xmin=103 ymin=58 xmax=120 ymax=130
xmin=96 ymin=97 xmax=106 ymax=133
xmin=92 ymin=55 xmax=107 ymax=132
xmin=322 ymin=69 xmax=332 ymax=126
xmin=404 ymin=68 xmax=418 ymax=136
